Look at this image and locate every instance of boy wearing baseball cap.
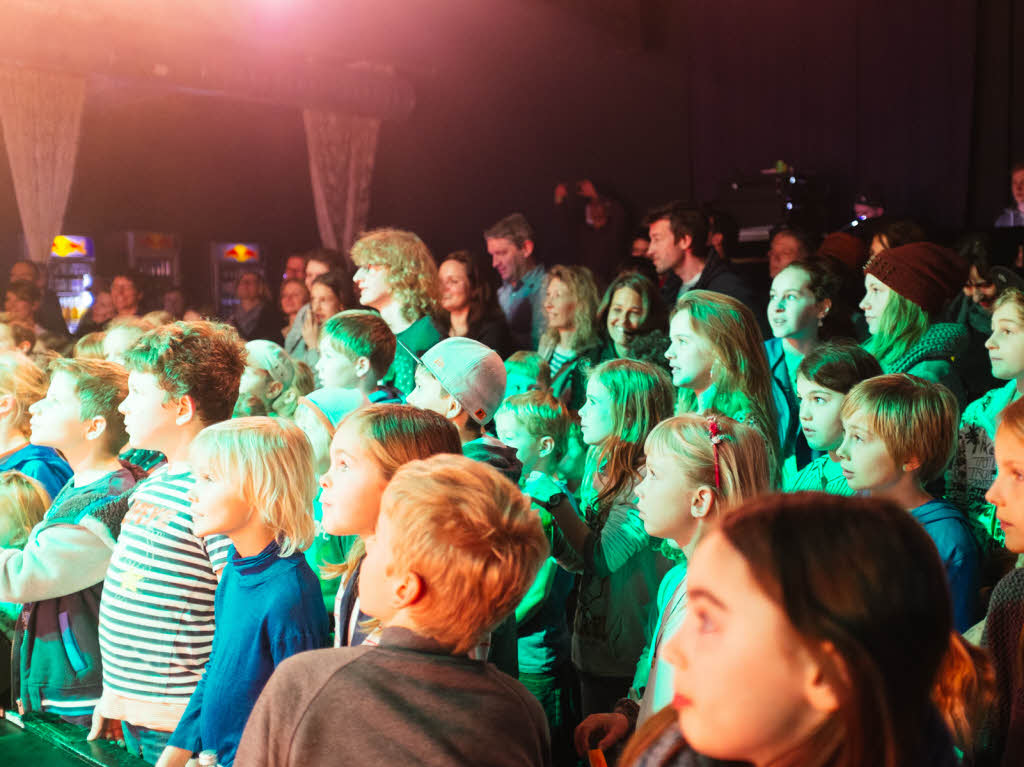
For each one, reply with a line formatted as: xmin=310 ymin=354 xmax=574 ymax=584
xmin=406 ymin=337 xmax=521 ymax=483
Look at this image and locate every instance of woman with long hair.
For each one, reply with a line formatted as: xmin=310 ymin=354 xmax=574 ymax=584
xmin=438 ymin=250 xmax=512 ymax=357
xmin=538 ymin=264 xmax=602 ymax=411
xmin=596 ymin=271 xmax=670 ymax=371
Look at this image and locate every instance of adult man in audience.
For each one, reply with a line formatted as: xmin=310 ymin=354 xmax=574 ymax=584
xmin=486 ymin=213 xmax=546 ymax=351
xmin=8 ymin=260 xmax=66 ymax=335
xmin=995 ymin=161 xmax=1024 ymax=228
xmin=110 ymin=272 xmax=144 ymax=319
xmin=644 ymin=202 xmax=753 ymax=309
xmin=767 ymin=227 xmax=813 ymax=278
xmin=283 ymin=253 xmax=307 ymax=282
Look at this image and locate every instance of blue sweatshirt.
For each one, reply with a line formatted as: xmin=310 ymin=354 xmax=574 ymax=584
xmin=911 ymin=499 xmax=981 ymax=633
xmin=0 ymin=444 xmax=73 ymax=503
xmin=169 ymin=540 xmax=329 ymax=766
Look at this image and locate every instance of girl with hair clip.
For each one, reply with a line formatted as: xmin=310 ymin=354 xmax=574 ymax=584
xmin=541 ymin=358 xmax=675 ymax=718
xmin=574 ymin=413 xmax=772 ymax=760
xmin=860 ymin=242 xmax=970 ymax=405
xmin=538 ymin=264 xmax=602 ymax=411
xmin=316 ymin=404 xmax=462 ymax=649
xmin=765 ymin=260 xmax=840 ymax=481
xmin=979 ymin=395 xmax=1024 ymax=766
xmin=596 ymin=271 xmax=671 ymax=371
xmin=666 ymin=290 xmax=780 ymax=483
xmin=619 ymin=492 xmax=992 ymax=767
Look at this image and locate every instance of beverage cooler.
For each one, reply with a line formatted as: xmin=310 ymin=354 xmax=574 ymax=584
xmin=47 ymin=235 xmax=96 ymax=333
xmin=125 ymin=231 xmax=181 ymax=283
xmin=211 ymin=242 xmax=264 ymax=320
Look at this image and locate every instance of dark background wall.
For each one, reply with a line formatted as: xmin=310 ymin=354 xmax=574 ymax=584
xmin=0 ymin=0 xmax=1019 ymax=307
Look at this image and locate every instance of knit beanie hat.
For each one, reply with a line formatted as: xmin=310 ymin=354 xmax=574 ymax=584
xmin=863 ymin=242 xmax=968 ymax=316
xmin=817 ymin=232 xmax=867 ymax=272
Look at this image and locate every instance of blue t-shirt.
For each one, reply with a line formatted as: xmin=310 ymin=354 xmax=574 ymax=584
xmin=169 ymin=540 xmax=329 ymax=766
xmin=0 ymin=444 xmax=73 ymax=502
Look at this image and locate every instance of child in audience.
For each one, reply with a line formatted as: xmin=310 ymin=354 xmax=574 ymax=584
xmin=575 ymin=413 xmax=772 ymax=758
xmin=860 ymin=242 xmax=969 ymax=403
xmin=235 ymin=340 xmax=299 ymax=418
xmin=407 ymin=337 xmax=520 ymax=481
xmin=0 ymin=351 xmax=72 ymax=500
xmin=542 ymin=358 xmax=675 ymax=717
xmin=504 ymin=350 xmax=551 ymax=398
xmin=74 ymin=332 xmax=106 ymax=359
xmin=620 ymin=493 xmax=962 ymax=767
xmin=0 ymin=472 xmax=49 ymax=644
xmin=557 ymin=414 xmax=588 ymax=497
xmin=980 ymin=395 xmax=1024 ymax=765
xmin=948 ymin=287 xmax=1024 ymax=573
xmin=494 ymin=390 xmax=578 ymax=763
xmin=88 ymin=321 xmax=245 ymax=764
xmin=666 ymin=290 xmax=780 ymax=481
xmin=101 ymin=318 xmax=153 ymax=365
xmin=351 ymin=228 xmax=444 ymax=395
xmin=293 ymin=387 xmax=367 ymax=613
xmin=837 ymin=374 xmax=980 ymax=631
xmin=315 ymin=309 xmax=399 ymax=402
xmin=0 ymin=314 xmax=36 ymax=355
xmin=160 ymin=418 xmax=328 ymax=767
xmin=235 ymin=454 xmax=552 ymax=767
xmin=318 ymin=404 xmax=460 ymax=649
xmin=0 ymin=359 xmax=140 ymax=724
xmin=786 ymin=341 xmax=882 ymax=493
xmin=764 ymin=260 xmax=837 ymax=480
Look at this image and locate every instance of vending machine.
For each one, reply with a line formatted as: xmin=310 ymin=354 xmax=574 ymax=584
xmin=47 ymin=234 xmax=96 ymax=333
xmin=125 ymin=231 xmax=181 ymax=283
xmin=211 ymin=242 xmax=263 ymax=319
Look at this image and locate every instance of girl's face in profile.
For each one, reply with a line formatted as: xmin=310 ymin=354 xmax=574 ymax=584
xmin=664 ymin=531 xmax=837 ymax=766
xmin=635 ymin=446 xmax=701 ymax=545
xmin=987 ymin=424 xmax=1024 ymax=553
xmin=578 ymin=378 xmax=615 ymax=447
xmin=319 ymin=419 xmax=389 ymax=537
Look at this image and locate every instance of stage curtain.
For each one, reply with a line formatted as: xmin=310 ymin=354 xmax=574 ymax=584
xmin=0 ymin=67 xmax=86 ymax=263
xmin=302 ymin=109 xmax=380 ymax=255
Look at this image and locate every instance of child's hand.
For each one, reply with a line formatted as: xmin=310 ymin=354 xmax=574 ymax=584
xmin=524 ymin=472 xmax=561 ymax=504
xmin=86 ymin=711 xmax=124 ymax=743
xmin=155 ymin=745 xmax=192 ymax=767
xmin=302 ymin=310 xmax=320 ymax=350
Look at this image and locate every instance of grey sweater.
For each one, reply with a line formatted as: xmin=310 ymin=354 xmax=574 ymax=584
xmin=236 ymin=626 xmax=551 ymax=767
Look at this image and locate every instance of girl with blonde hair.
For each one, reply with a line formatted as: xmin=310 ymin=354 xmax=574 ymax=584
xmin=666 ymin=290 xmax=780 ymax=481
xmin=159 ymin=417 xmax=329 ymax=767
xmin=538 ymin=264 xmax=602 ymax=411
xmin=542 ymin=358 xmax=675 ymax=718
xmin=574 ymin=413 xmax=772 ymax=758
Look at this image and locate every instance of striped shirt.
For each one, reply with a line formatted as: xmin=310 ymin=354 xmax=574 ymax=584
xmin=97 ymin=464 xmax=231 ymax=732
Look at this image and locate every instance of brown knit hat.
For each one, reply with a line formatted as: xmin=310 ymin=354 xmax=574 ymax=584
xmin=817 ymin=232 xmax=868 ymax=272
xmin=863 ymin=242 xmax=968 ymax=316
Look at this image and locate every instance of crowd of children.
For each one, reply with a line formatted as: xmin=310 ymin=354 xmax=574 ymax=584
xmin=1 ymin=217 xmax=1024 ymax=767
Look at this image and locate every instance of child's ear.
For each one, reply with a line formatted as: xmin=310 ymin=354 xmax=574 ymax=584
xmin=355 ymin=356 xmax=371 ymax=379
xmin=803 ymin=640 xmax=844 ymax=715
xmin=538 ymin=435 xmax=555 ymax=457
xmin=174 ymin=394 xmax=197 ymax=426
xmin=393 ymin=570 xmax=424 ymax=609
xmin=690 ymin=486 xmax=716 ymax=519
xmin=444 ymin=395 xmax=463 ymax=421
xmin=84 ymin=415 xmax=107 ymax=442
xmin=265 ymin=379 xmax=283 ymax=400
xmin=902 ymin=455 xmax=923 ymax=473
xmin=0 ymin=393 xmax=15 ymax=419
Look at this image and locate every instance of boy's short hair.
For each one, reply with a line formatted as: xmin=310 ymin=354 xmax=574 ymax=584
xmin=504 ymin=351 xmax=551 ymax=391
xmin=189 ymin=417 xmax=316 ymax=556
xmin=495 ymin=390 xmax=570 ymax=462
xmin=0 ymin=351 xmax=48 ymax=434
xmin=797 ymin=341 xmax=883 ymax=395
xmin=121 ymin=320 xmax=246 ymax=426
xmin=292 ymin=361 xmax=316 ymax=396
xmin=73 ymin=331 xmax=106 ymax=359
xmin=381 ymin=454 xmax=547 ymax=654
xmin=321 ymin=310 xmax=396 ymax=381
xmin=841 ymin=374 xmax=959 ymax=483
xmin=50 ymin=358 xmax=129 ymax=454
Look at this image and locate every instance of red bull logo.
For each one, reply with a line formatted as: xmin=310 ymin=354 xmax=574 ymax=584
xmin=143 ymin=233 xmax=175 ymax=251
xmin=51 ymin=235 xmax=89 ymax=258
xmin=223 ymin=243 xmax=258 ymax=263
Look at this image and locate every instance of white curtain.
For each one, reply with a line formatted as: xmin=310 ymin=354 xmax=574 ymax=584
xmin=302 ymin=109 xmax=380 ymax=254
xmin=0 ymin=67 xmax=87 ymax=264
